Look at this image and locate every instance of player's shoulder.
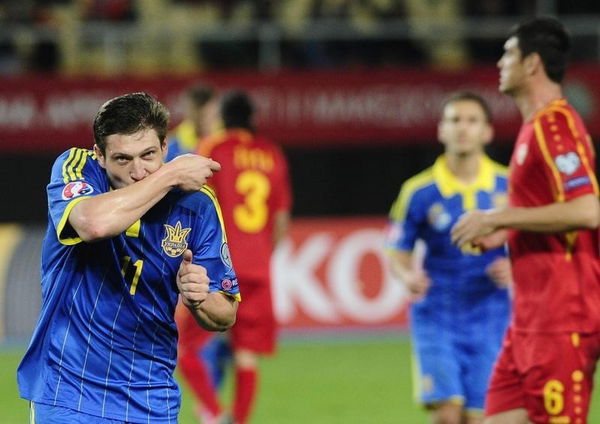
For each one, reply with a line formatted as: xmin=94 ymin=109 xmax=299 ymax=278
xmin=52 ymin=147 xmax=100 ymax=181
xmin=171 ymin=185 xmax=220 ymax=214
xmin=534 ymin=100 xmax=582 ymax=133
xmin=400 ymin=166 xmax=436 ymax=197
xmin=485 ymin=156 xmax=509 ymax=179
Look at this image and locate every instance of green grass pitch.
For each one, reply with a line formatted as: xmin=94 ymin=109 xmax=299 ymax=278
xmin=2 ymin=336 xmax=599 ymax=423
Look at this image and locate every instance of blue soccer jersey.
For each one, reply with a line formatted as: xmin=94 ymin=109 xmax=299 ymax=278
xmin=386 ymin=154 xmax=511 ymax=410
xmin=18 ymin=148 xmax=239 ymax=423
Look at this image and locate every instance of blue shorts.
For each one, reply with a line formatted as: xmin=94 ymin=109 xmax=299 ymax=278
xmin=30 ymin=402 xmax=128 ymax=424
xmin=409 ymin=287 xmax=510 ymax=411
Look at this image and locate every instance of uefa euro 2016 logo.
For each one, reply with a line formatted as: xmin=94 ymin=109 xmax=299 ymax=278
xmin=162 ymin=221 xmax=191 ymax=257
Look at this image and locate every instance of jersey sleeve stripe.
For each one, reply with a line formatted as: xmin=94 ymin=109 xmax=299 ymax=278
xmin=200 ymin=186 xmax=227 ymax=243
xmin=389 ymin=169 xmax=434 ymax=222
xmin=62 ymin=148 xmax=92 ymax=183
xmin=61 ymin=148 xmax=78 ymax=183
xmin=56 ymin=197 xmax=89 ymax=245
xmin=533 ymin=117 xmax=565 ymax=202
xmin=67 ymin=149 xmax=84 ymax=182
xmin=540 ymin=106 xmax=599 ymax=196
xmin=75 ymin=150 xmax=93 ymax=180
xmin=220 ymin=290 xmax=242 ymax=302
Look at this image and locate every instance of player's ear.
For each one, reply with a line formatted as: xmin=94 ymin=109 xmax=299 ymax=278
xmin=437 ymin=121 xmax=447 ymax=147
xmin=483 ymin=123 xmax=494 ymax=145
xmin=161 ymin=140 xmax=168 ymax=160
xmin=524 ymin=52 xmax=541 ymax=76
xmin=94 ymin=144 xmax=106 ymax=168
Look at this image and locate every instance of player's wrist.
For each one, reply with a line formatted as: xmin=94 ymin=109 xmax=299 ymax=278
xmin=155 ymin=161 xmax=179 ymax=188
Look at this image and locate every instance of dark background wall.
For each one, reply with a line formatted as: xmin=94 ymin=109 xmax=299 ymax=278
xmin=0 ymin=143 xmax=515 ymax=222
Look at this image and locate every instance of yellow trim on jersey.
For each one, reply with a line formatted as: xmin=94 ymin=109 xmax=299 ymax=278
xmin=125 ymin=220 xmax=141 ymax=237
xmin=200 ymin=185 xmax=227 ymax=243
xmin=410 ymin=349 xmax=422 ymax=403
xmin=30 ymin=401 xmax=36 ymax=424
xmin=173 ymin=120 xmax=199 ymax=151
xmin=61 ymin=148 xmax=77 ymax=183
xmin=533 ymin=118 xmax=565 ymax=202
xmin=0 ymin=224 xmax=23 ymax=340
xmin=56 ymin=197 xmax=90 ymax=245
xmin=432 ymin=155 xmax=502 ymax=210
xmin=548 ymin=105 xmax=599 ymax=195
xmin=220 ymin=290 xmax=242 ymax=302
xmin=62 ymin=148 xmax=94 ymax=183
xmin=389 ymin=169 xmax=435 ymax=222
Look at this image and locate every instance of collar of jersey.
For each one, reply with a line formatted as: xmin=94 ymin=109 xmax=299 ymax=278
xmin=432 ymin=155 xmax=496 ymax=208
xmin=174 ymin=120 xmax=199 ymax=150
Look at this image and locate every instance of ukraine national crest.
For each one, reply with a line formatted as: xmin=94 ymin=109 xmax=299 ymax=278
xmin=162 ymin=221 xmax=191 ymax=257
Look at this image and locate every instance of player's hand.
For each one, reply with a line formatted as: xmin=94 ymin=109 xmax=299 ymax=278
xmin=451 ymin=210 xmax=497 ymax=248
xmin=403 ymin=269 xmax=431 ymax=301
xmin=168 ymin=154 xmax=221 ymax=191
xmin=472 ymin=229 xmax=508 ymax=252
xmin=486 ymin=257 xmax=513 ymax=288
xmin=176 ymin=249 xmax=210 ymax=308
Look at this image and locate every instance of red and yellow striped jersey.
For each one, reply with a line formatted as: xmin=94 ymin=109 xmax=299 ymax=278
xmin=508 ymin=99 xmax=600 ymax=333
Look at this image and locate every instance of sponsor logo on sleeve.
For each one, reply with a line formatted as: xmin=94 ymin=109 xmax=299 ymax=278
xmin=61 ymin=181 xmax=94 ymax=200
xmin=555 ymin=152 xmax=581 ymax=175
xmin=161 ymin=221 xmax=191 ymax=257
xmin=221 ymin=279 xmax=233 ymax=290
xmin=565 ymin=176 xmax=591 ymax=191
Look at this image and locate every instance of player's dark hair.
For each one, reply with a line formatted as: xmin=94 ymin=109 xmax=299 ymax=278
xmin=93 ymin=92 xmax=170 ymax=154
xmin=186 ymin=83 xmax=215 ymax=108
xmin=509 ymin=16 xmax=571 ymax=83
xmin=440 ymin=91 xmax=493 ymax=123
xmin=220 ymin=89 xmax=255 ymax=132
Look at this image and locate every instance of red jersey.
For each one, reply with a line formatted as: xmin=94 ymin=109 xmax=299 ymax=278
xmin=198 ymin=129 xmax=292 ymax=282
xmin=508 ymin=99 xmax=600 ymax=333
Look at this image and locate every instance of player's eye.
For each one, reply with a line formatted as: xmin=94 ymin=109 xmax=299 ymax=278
xmin=115 ymin=157 xmax=130 ymax=164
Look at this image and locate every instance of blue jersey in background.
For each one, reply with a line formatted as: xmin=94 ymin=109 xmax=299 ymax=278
xmin=386 ymin=154 xmax=511 ymax=411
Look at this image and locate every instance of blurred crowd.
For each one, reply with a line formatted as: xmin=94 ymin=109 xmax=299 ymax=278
xmin=1 ymin=0 xmax=598 ymax=75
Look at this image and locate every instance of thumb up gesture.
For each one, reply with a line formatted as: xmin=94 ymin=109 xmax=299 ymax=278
xmin=176 ymin=249 xmax=210 ymax=308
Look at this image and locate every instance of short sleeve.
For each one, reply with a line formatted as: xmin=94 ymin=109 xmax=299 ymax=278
xmin=47 ymin=148 xmax=107 ymax=245
xmin=385 ymin=183 xmax=423 ymax=252
xmin=193 ymin=187 xmax=241 ymax=301
xmin=534 ymin=109 xmax=599 ymax=201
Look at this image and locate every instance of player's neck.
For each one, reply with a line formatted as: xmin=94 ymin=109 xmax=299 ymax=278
xmin=514 ymin=81 xmax=563 ymax=122
xmin=445 ymin=152 xmax=482 ymax=185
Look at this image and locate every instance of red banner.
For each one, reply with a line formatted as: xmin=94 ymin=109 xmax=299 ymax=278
xmin=273 ymin=217 xmax=410 ymax=330
xmin=1 ymin=66 xmax=598 ymax=152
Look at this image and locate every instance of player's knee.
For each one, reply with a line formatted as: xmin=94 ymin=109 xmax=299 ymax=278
xmin=234 ymin=349 xmax=258 ymax=369
xmin=430 ymin=403 xmax=462 ymax=424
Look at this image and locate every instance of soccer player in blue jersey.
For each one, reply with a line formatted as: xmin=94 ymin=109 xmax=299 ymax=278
xmin=166 ymin=82 xmax=218 ymax=162
xmin=17 ymin=92 xmax=240 ymax=424
xmin=385 ymin=92 xmax=512 ymax=424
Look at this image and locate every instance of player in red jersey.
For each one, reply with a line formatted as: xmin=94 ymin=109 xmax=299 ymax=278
xmin=451 ymin=17 xmax=600 ymax=424
xmin=180 ymin=89 xmax=292 ymax=424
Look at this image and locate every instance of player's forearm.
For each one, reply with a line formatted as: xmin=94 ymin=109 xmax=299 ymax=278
xmin=188 ymin=292 xmax=238 ymax=331
xmin=388 ymin=250 xmax=415 ymax=281
xmin=69 ymin=165 xmax=178 ymax=242
xmin=272 ymin=210 xmax=290 ymax=247
xmin=488 ymin=194 xmax=600 ymax=233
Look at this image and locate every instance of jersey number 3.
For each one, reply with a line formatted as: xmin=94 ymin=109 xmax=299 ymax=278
xmin=234 ymin=170 xmax=271 ymax=233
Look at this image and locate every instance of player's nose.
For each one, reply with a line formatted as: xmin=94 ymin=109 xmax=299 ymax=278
xmin=130 ymin=160 xmax=147 ymax=181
